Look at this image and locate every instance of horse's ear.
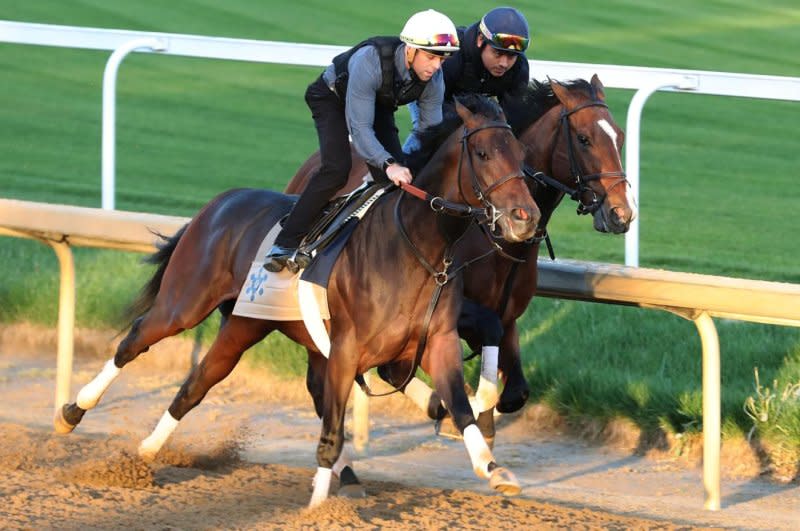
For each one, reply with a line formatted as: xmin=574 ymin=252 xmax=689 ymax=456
xmin=550 ymin=79 xmax=569 ymax=106
xmin=454 ymin=98 xmax=477 ymax=128
xmin=590 ymin=74 xmax=606 ymax=99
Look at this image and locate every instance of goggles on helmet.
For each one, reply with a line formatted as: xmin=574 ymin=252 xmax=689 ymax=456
xmin=479 ymin=20 xmax=529 ymax=52
xmin=405 ymin=33 xmax=459 ymax=48
xmin=404 ymin=32 xmax=459 ymax=57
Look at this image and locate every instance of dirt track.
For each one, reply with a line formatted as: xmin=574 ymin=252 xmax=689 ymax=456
xmin=0 ymin=325 xmax=797 ymax=530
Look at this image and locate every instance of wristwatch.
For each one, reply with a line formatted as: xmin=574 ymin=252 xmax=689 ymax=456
xmin=382 ymin=157 xmax=396 ymax=171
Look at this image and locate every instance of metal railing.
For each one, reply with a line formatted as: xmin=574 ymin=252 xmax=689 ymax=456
xmin=2 ymin=20 xmax=799 ymax=266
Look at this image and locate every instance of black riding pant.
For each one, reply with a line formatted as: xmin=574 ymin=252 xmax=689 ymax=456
xmin=275 ymin=75 xmax=403 ymax=248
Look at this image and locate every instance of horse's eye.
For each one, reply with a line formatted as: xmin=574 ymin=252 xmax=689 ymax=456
xmin=476 ymin=150 xmax=489 ymax=160
xmin=577 ymin=134 xmax=590 ymax=147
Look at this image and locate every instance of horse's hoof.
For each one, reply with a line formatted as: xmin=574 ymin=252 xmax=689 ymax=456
xmin=497 ymin=388 xmax=529 ymax=414
xmin=337 ymin=484 xmax=367 ymax=498
xmin=53 ymin=405 xmax=76 ymax=434
xmin=137 ymin=442 xmax=159 ymax=463
xmin=489 ymin=466 xmax=521 ymax=496
xmin=434 ymin=416 xmax=462 ymax=440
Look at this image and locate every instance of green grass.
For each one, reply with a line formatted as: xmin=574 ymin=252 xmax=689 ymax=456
xmin=1 ymin=1 xmax=799 ymax=466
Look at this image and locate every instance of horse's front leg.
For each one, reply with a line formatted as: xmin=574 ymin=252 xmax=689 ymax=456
xmin=497 ymin=322 xmax=530 ymax=414
xmin=305 ymin=349 xmax=365 ymax=499
xmin=310 ymin=343 xmax=359 ymax=508
xmin=425 ymin=330 xmax=520 ymax=496
xmin=377 ymin=361 xmax=447 ymax=420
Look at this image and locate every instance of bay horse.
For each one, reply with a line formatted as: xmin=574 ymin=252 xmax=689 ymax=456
xmin=288 ymin=75 xmax=636 ymax=442
xmin=54 ymin=95 xmax=540 ymax=507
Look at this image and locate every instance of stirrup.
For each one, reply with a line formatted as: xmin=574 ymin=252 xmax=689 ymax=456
xmin=264 ymin=246 xmax=311 ymax=274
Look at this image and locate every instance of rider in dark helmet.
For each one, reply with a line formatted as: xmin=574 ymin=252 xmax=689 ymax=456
xmin=404 ymin=7 xmax=530 ymax=153
xmin=400 ymin=8 xmax=533 ymax=423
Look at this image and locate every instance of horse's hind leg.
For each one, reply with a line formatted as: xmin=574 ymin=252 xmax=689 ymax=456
xmin=139 ymin=315 xmax=270 ymax=461
xmin=306 ymin=349 xmax=365 ymax=499
xmin=55 ymin=295 xmax=219 ymax=434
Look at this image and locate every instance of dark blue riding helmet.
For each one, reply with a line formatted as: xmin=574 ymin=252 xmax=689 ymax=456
xmin=479 ymin=7 xmax=530 ymax=55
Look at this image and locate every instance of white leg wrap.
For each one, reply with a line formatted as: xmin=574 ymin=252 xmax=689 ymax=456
xmin=463 ymin=424 xmax=494 ymax=479
xmin=481 ymin=346 xmax=499 ymax=383
xmin=309 ymin=467 xmax=332 ymax=508
xmin=403 ymin=377 xmax=436 ymax=414
xmin=76 ymin=359 xmax=121 ymax=410
xmin=472 ymin=346 xmax=499 ymax=415
xmin=138 ymin=411 xmax=179 ymax=461
xmin=332 ymin=447 xmax=352 ymax=477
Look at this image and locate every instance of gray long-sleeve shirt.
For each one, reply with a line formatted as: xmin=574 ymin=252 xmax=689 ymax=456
xmin=322 ymin=44 xmax=445 ymax=168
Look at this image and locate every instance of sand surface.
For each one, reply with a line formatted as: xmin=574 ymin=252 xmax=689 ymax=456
xmin=0 ymin=326 xmax=797 ymax=530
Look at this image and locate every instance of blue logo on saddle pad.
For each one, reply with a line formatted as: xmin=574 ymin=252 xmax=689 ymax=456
xmin=246 ymin=269 xmax=268 ymax=301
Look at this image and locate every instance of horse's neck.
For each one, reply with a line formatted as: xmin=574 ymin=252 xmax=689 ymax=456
xmin=414 ymin=129 xmax=463 ymax=200
xmin=520 ymin=106 xmax=567 ymax=231
xmin=392 ymin=131 xmax=468 ymax=263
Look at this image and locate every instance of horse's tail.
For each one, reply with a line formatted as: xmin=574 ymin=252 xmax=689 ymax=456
xmin=121 ymin=224 xmax=189 ymax=330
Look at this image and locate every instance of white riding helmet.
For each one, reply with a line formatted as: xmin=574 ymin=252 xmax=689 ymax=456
xmin=400 ymin=9 xmax=460 ymax=56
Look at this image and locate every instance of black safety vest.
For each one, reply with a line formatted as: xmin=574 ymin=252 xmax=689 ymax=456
xmin=332 ymin=36 xmax=428 ymax=111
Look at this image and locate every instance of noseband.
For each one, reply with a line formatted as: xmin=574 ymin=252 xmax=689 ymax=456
xmin=528 ymin=100 xmax=629 ymax=216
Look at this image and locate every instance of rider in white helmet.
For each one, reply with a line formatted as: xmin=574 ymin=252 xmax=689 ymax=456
xmin=265 ymin=9 xmax=459 ymax=273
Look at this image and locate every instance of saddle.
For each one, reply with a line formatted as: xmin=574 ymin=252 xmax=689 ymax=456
xmin=297 ymin=180 xmax=391 ymax=287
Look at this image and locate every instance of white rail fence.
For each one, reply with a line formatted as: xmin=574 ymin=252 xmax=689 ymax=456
xmin=3 ymin=20 xmax=800 ymax=266
xmin=1 ymin=198 xmax=799 ymax=510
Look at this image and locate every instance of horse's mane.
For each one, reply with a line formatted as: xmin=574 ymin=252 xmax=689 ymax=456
xmin=504 ymin=78 xmax=597 ymax=136
xmin=406 ymin=93 xmax=505 ymax=175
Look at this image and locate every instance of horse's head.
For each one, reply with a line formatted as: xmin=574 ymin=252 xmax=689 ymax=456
xmin=518 ymin=75 xmax=637 ymax=234
xmin=450 ymin=96 xmax=540 ymax=242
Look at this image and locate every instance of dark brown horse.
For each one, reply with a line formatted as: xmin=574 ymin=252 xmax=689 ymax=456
xmin=288 ymin=76 xmax=636 ymax=441
xmin=54 ymin=95 xmax=540 ymax=507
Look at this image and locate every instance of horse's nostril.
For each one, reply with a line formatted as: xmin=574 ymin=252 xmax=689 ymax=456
xmin=611 ymin=206 xmax=628 ymax=225
xmin=514 ymin=208 xmax=529 ymax=221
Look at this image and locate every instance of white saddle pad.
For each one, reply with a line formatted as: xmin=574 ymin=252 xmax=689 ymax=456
xmin=232 ymin=223 xmax=330 ymax=322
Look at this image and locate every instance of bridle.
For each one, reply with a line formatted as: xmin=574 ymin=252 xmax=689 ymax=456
xmin=526 ymin=100 xmax=629 ymax=216
xmin=401 ymin=121 xmax=527 ymax=234
xmin=457 ymin=121 xmax=527 ymax=231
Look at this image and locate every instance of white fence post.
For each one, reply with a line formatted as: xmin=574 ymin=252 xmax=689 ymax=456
xmin=624 ymin=76 xmax=698 ymax=266
xmin=101 ymin=38 xmax=167 ymax=210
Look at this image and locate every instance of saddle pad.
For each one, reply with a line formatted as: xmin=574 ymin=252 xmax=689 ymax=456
xmin=232 ymin=222 xmax=330 ymax=321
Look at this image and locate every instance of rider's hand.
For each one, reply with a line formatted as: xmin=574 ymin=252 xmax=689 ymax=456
xmin=385 ymin=164 xmax=413 ymax=186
